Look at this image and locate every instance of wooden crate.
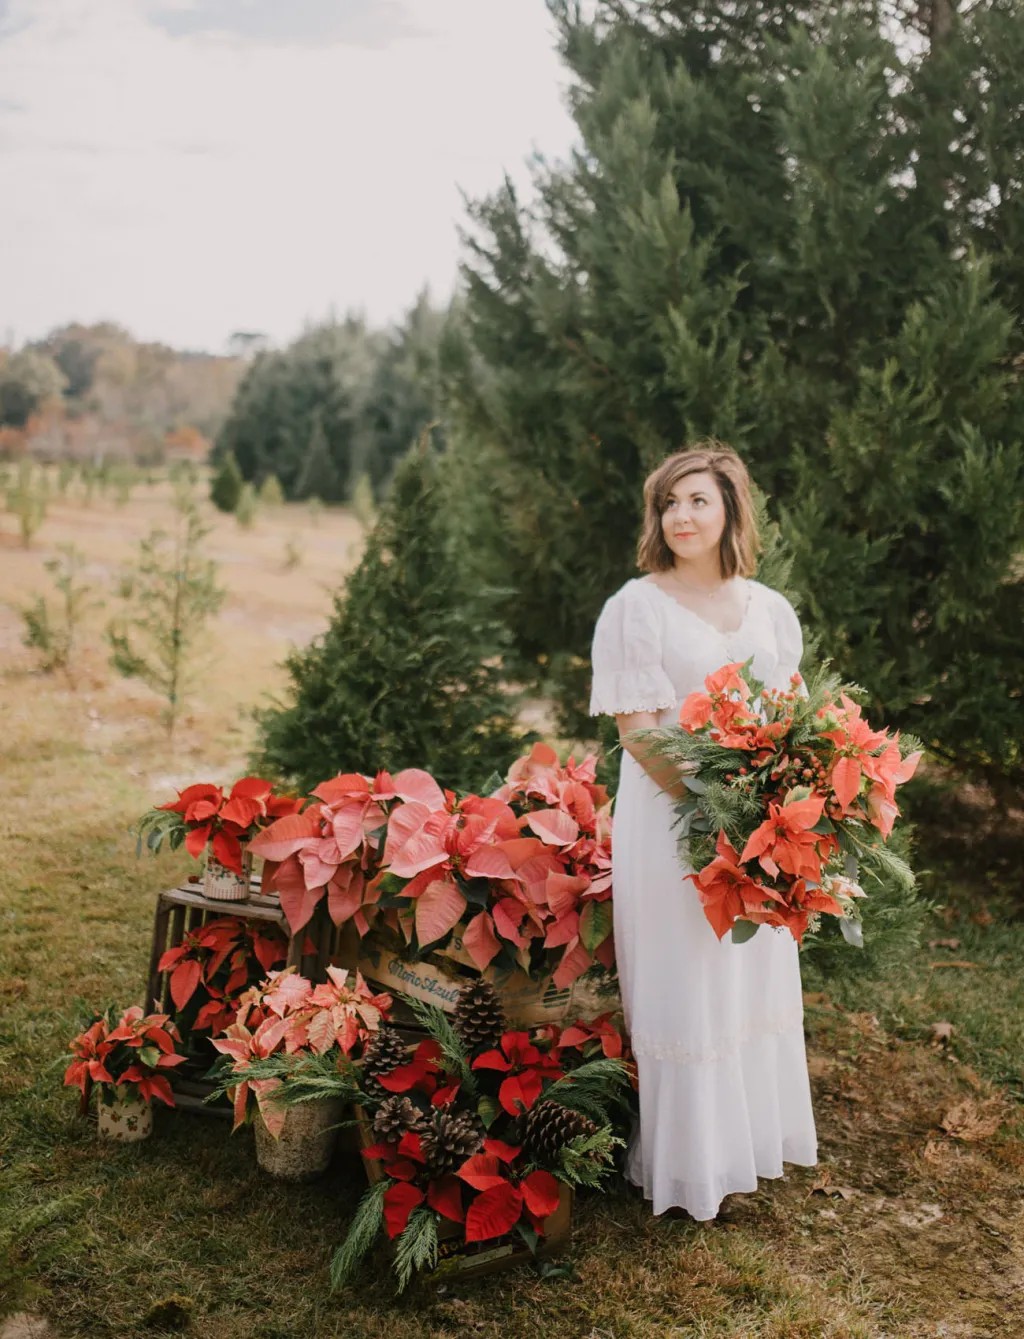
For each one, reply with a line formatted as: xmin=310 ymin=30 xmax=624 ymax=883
xmin=146 ymin=878 xmax=335 ymax=1115
xmin=354 ymin=1106 xmax=573 ymax=1280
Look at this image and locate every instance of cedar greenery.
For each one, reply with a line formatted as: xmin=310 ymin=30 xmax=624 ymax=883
xmin=253 ymin=439 xmax=528 ymax=794
xmin=329 ymin=1180 xmax=387 ymax=1291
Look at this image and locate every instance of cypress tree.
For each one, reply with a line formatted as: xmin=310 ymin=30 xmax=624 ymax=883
xmin=210 ymin=451 xmax=243 ymax=513
xmin=253 ymin=441 xmax=528 ymax=793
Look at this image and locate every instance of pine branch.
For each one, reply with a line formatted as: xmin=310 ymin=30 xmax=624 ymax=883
xmin=393 ymin=1207 xmax=439 ymax=1292
xmin=404 ymin=996 xmax=478 ymax=1096
xmin=541 ymin=1058 xmax=632 ymax=1123
xmin=330 ymin=1179 xmax=387 ymax=1291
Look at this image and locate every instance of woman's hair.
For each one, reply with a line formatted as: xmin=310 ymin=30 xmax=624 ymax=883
xmin=636 ymin=441 xmax=760 ymax=577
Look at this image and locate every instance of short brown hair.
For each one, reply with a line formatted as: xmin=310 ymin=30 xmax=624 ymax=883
xmin=636 ymin=441 xmax=760 ymax=577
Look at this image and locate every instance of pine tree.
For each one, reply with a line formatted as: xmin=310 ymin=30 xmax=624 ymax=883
xmin=108 ymin=497 xmax=224 ymax=734
xmin=210 ymin=451 xmax=243 ymax=513
xmin=254 ymin=441 xmax=528 ymax=793
xmin=443 ymin=0 xmax=1024 ymax=791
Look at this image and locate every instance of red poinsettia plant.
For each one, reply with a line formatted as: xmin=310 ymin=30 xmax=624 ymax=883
xmin=138 ymin=776 xmax=303 ymax=876
xmin=329 ymin=988 xmax=633 ymax=1291
xmin=156 ymin=914 xmax=290 ymax=1035
xmin=642 ymin=659 xmax=923 ymax=945
xmin=64 ymin=1005 xmax=187 ymax=1111
xmin=208 ymin=966 xmax=392 ymax=1135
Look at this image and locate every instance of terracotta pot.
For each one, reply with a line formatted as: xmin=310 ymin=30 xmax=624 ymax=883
xmin=97 ymin=1091 xmax=153 ymax=1142
xmin=203 ymin=851 xmax=252 ymax=902
xmin=254 ymin=1098 xmax=345 ymax=1181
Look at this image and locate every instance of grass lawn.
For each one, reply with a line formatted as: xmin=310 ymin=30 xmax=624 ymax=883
xmin=1 ymin=481 xmax=1022 ymax=1338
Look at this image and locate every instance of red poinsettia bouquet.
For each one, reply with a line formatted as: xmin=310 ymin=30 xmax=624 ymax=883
xmin=641 ymin=660 xmax=922 ymax=946
xmin=138 ymin=776 xmax=303 ymax=876
xmin=327 ymin=984 xmax=632 ymax=1291
xmin=64 ymin=1005 xmax=187 ymax=1111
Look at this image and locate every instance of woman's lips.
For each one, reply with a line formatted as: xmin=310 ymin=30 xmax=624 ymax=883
xmin=674 ymin=531 xmax=696 ymax=538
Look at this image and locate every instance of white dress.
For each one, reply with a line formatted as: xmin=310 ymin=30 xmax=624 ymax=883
xmin=589 ymin=576 xmax=818 ymax=1220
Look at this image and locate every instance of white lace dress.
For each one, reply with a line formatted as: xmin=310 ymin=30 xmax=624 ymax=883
xmin=590 ymin=576 xmax=818 ymax=1220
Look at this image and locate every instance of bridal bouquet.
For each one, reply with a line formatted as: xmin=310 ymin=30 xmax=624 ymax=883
xmin=641 ymin=661 xmax=922 ymax=945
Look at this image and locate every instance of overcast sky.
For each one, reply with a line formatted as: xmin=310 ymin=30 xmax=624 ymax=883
xmin=0 ymin=0 xmax=579 ymax=354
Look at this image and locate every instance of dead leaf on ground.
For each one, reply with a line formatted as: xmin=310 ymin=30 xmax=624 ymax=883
xmin=803 ymin=991 xmax=834 ymax=1008
xmin=940 ymin=1097 xmax=1006 ymax=1143
xmin=922 ymin=1138 xmax=959 ymax=1167
xmin=809 ymin=1171 xmax=857 ymax=1201
xmin=928 ymin=938 xmax=961 ymax=950
xmin=970 ymin=907 xmax=995 ymax=928
xmin=929 ymin=1021 xmax=955 ymax=1046
xmin=847 ymin=1011 xmax=881 ymax=1035
xmin=928 ymin=960 xmax=983 ymax=971
xmin=806 ymin=1054 xmax=834 ymax=1078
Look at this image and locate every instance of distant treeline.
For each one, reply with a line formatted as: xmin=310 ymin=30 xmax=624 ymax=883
xmin=212 ymin=292 xmax=444 ymax=503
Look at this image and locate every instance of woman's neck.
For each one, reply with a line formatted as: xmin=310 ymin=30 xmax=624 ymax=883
xmin=669 ymin=557 xmax=727 ymax=590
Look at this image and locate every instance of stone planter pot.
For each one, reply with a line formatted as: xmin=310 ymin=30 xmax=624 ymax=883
xmin=203 ymin=851 xmax=252 ymax=902
xmin=97 ymin=1091 xmax=153 ymax=1142
xmin=254 ymin=1098 xmax=345 ymax=1181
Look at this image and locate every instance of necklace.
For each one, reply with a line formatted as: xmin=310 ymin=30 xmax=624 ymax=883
xmin=664 ymin=571 xmax=729 ymax=600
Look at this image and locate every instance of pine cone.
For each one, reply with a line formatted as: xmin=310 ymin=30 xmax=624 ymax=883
xmin=361 ymin=1026 xmax=409 ymax=1098
xmin=372 ymin=1095 xmax=427 ymax=1144
xmin=452 ymin=980 xmax=508 ymax=1053
xmin=523 ymin=1100 xmax=598 ymax=1163
xmin=419 ymin=1108 xmax=484 ymax=1177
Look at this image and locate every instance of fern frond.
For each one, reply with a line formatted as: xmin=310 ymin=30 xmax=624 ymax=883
xmin=557 ymin=1127 xmax=624 ymax=1188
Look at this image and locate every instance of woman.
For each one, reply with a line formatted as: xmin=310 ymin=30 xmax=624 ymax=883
xmin=589 ymin=442 xmax=818 ymax=1221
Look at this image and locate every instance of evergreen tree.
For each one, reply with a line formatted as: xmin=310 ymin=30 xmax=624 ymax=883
xmin=210 ymin=451 xmax=243 ymax=513
xmin=443 ymin=0 xmax=1024 ymax=790
xmin=295 ymin=417 xmax=343 ymax=502
xmin=254 ymin=441 xmax=528 ymax=794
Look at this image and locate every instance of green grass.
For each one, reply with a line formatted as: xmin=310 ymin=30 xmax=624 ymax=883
xmin=2 ymin=660 xmax=1023 ymax=1337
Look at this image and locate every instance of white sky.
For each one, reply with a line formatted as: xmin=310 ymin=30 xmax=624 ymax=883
xmin=0 ymin=0 xmax=579 ymax=353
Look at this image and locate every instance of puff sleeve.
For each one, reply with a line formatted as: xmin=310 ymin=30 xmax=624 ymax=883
xmin=589 ymin=583 xmax=677 ymax=716
xmin=771 ymin=590 xmax=804 ymax=683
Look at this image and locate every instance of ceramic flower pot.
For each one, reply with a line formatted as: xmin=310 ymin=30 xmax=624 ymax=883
xmin=254 ymin=1098 xmax=345 ymax=1181
xmin=97 ymin=1091 xmax=153 ymax=1142
xmin=203 ymin=851 xmax=252 ymax=902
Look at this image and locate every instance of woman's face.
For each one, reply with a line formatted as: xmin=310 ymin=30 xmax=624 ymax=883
xmin=660 ymin=470 xmax=727 ymax=567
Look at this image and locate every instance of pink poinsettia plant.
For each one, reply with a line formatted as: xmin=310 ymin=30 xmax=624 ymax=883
xmin=64 ymin=1005 xmax=187 ymax=1111
xmin=248 ymin=746 xmax=615 ymax=989
xmin=209 ymin=966 xmax=392 ymax=1135
xmin=138 ymin=776 xmax=304 ymax=876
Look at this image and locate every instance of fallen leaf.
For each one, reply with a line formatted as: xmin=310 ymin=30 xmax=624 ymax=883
xmin=929 ymin=1021 xmax=955 ymax=1046
xmin=809 ymin=1172 xmax=857 ymax=1201
xmin=927 ymin=938 xmax=961 ymax=950
xmin=928 ymin=960 xmax=982 ymax=971
xmin=922 ymin=1139 xmax=956 ymax=1166
xmin=806 ymin=1055 xmax=834 ymax=1079
xmin=940 ymin=1097 xmax=1005 ymax=1142
xmin=970 ymin=907 xmax=994 ymax=928
xmin=803 ymin=991 xmax=834 ymax=1008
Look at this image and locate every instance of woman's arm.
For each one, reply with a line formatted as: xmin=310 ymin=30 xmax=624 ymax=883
xmin=615 ymin=711 xmax=693 ymax=801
